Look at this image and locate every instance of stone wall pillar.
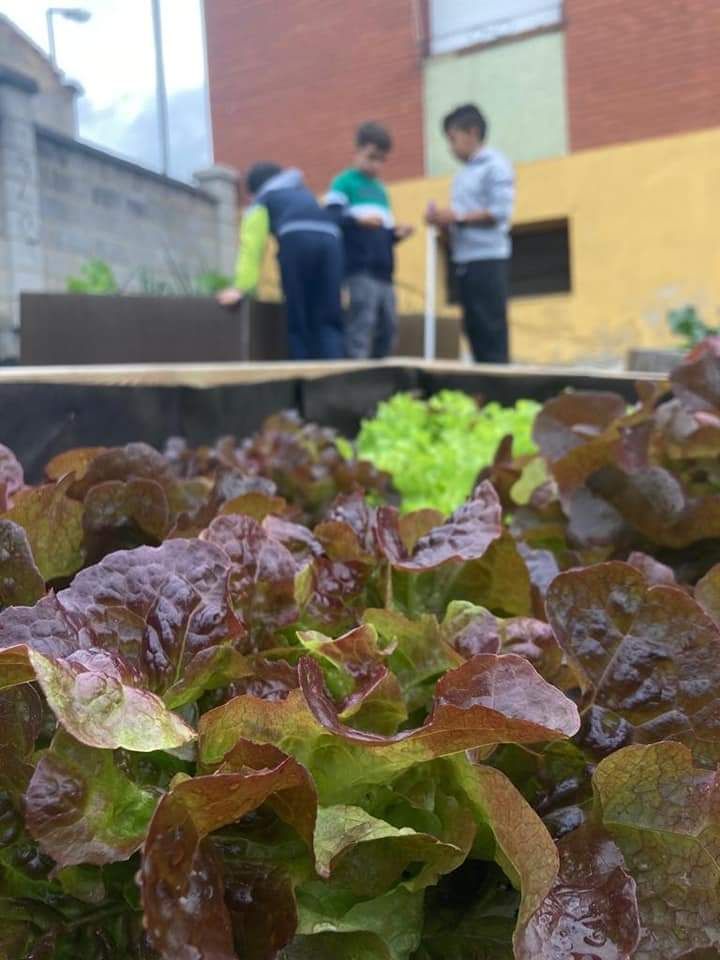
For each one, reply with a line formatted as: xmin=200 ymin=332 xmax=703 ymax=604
xmin=0 ymin=68 xmax=44 ymax=359
xmin=194 ymin=164 xmax=240 ymax=281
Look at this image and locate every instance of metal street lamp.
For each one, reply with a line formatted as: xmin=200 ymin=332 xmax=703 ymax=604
xmin=150 ymin=0 xmax=170 ymax=177
xmin=46 ymin=7 xmax=91 ymax=68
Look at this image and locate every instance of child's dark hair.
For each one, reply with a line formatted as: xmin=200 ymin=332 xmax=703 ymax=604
xmin=245 ymin=162 xmax=282 ymax=194
xmin=356 ymin=121 xmax=393 ymax=153
xmin=442 ymin=104 xmax=487 ymax=140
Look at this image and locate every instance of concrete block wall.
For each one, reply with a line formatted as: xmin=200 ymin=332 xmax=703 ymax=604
xmin=0 ymin=70 xmax=239 ymax=359
xmin=37 ymin=132 xmax=222 ymax=293
xmin=0 ymin=16 xmax=77 ymax=138
xmin=0 ymin=74 xmax=43 ymax=358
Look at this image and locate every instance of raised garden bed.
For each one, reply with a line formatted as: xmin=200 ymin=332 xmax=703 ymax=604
xmin=627 ymin=346 xmax=685 ymax=373
xmin=2 ymin=343 xmax=720 ymax=959
xmin=0 ymin=359 xmax=649 ymax=480
xmin=19 ymin=294 xmax=461 ymax=365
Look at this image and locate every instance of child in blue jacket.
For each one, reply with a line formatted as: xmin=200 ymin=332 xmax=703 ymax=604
xmin=218 ymin=163 xmax=344 ymax=360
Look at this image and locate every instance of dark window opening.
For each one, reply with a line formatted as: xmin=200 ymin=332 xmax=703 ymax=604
xmin=510 ymin=219 xmax=571 ymax=297
xmin=443 ymin=218 xmax=571 ymax=304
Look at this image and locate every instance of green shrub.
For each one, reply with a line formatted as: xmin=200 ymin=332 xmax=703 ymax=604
xmin=66 ymin=260 xmax=232 ymax=297
xmin=194 ymin=270 xmax=233 ymax=295
xmin=668 ymin=304 xmax=718 ymax=348
xmin=66 ymin=258 xmax=119 ymax=295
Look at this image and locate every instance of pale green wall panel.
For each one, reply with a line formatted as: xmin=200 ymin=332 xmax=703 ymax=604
xmin=424 ymin=31 xmax=569 ymax=175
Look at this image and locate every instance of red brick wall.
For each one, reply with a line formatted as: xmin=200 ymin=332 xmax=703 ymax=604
xmin=566 ymin=0 xmax=720 ymax=151
xmin=205 ymin=0 xmax=425 ymax=192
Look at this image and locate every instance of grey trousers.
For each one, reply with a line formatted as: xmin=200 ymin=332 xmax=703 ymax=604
xmin=344 ymin=273 xmax=397 ymax=359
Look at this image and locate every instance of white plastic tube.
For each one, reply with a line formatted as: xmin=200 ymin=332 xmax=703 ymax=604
xmin=424 ymin=225 xmax=437 ymax=361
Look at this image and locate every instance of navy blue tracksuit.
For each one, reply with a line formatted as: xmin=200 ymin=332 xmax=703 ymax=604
xmin=254 ymin=169 xmax=345 ymax=360
xmin=278 ymin=232 xmax=344 ymax=360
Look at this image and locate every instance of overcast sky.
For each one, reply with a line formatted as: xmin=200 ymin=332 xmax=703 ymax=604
xmin=0 ymin=0 xmax=211 ymax=181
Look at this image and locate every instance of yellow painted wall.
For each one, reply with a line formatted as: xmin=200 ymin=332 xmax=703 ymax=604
xmin=390 ymin=127 xmax=720 ymax=366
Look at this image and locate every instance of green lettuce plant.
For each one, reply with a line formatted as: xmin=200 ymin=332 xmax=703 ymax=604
xmin=355 ymin=391 xmax=540 ymax=515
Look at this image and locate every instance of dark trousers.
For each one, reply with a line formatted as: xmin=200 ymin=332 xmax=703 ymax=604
xmin=456 ymin=258 xmax=510 ymax=363
xmin=278 ymin=231 xmax=345 ymax=360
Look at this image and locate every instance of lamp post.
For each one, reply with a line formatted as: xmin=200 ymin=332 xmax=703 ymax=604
xmin=151 ymin=0 xmax=170 ymax=176
xmin=46 ymin=7 xmax=91 ymax=69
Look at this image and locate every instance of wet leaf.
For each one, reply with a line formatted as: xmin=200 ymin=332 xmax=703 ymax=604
xmin=547 ymin=562 xmax=720 ymax=763
xmin=315 ymin=492 xmax=381 ymax=563
xmin=379 ymin=482 xmax=503 ymax=570
xmin=670 ymin=337 xmax=720 ymax=412
xmin=2 ymin=476 xmax=85 ymax=581
xmin=68 ymin=442 xmax=177 ymax=500
xmin=695 ymin=563 xmax=720 ymax=624
xmin=313 ymin=804 xmax=467 ymax=897
xmin=141 ymin=747 xmax=314 ymax=960
xmin=588 ymin=465 xmax=720 ymax=548
xmin=45 ymin=446 xmax=107 ymax=483
xmin=594 ymin=742 xmax=720 ymax=959
xmin=449 ymin=760 xmax=558 ymax=932
xmin=516 ymin=824 xmax=640 ymax=960
xmin=200 ymin=655 xmax=579 ymax=804
xmin=219 ymin=491 xmax=288 ymax=522
xmin=627 ymin=550 xmax=678 ymax=586
xmin=362 ymin=609 xmax=462 ymax=712
xmin=83 ymin=478 xmax=170 ymax=548
xmin=56 ymin=538 xmax=244 ymax=694
xmin=0 ymin=444 xmax=24 ymax=512
xmin=441 ymin=602 xmax=563 ymax=683
xmin=225 ymin=861 xmax=298 ymax=960
xmin=295 ymin=884 xmax=423 ymax=960
xmin=0 ymin=520 xmax=45 ymax=607
xmin=533 ymin=391 xmax=628 ymax=499
xmin=298 ymin=624 xmax=406 ymax=735
xmin=202 ymin=514 xmax=299 ymax=643
xmin=0 ymin=684 xmax=42 ymax=799
xmin=25 ymin=730 xmax=156 ymax=866
xmin=0 ymin=644 xmax=195 ymax=751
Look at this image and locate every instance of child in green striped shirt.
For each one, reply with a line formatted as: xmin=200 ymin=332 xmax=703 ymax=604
xmin=325 ymin=123 xmax=413 ymax=359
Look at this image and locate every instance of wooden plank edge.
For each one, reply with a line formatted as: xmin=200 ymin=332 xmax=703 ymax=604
xmin=0 ymin=358 xmax=663 ymax=388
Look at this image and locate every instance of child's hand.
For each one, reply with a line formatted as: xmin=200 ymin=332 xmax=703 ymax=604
xmin=426 ymin=208 xmax=456 ymax=227
xmin=216 ymin=287 xmax=244 ymax=308
xmin=357 ymin=214 xmax=384 ymax=229
xmin=394 ymin=224 xmax=415 ymax=241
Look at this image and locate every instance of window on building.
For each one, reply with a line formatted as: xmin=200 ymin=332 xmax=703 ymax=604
xmin=510 ymin=220 xmax=571 ymax=297
xmin=443 ymin=220 xmax=571 ymax=304
xmin=428 ymin=0 xmax=564 ymax=55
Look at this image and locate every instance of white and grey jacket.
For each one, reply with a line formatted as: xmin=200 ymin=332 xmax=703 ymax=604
xmin=450 ymin=147 xmax=515 ymax=263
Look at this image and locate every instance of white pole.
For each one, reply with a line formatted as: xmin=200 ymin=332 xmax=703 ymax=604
xmin=424 ymin=224 xmax=437 ymax=361
xmin=151 ymin=0 xmax=170 ymax=176
xmin=46 ymin=10 xmax=58 ymax=67
xmin=198 ymin=0 xmax=214 ymax=165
